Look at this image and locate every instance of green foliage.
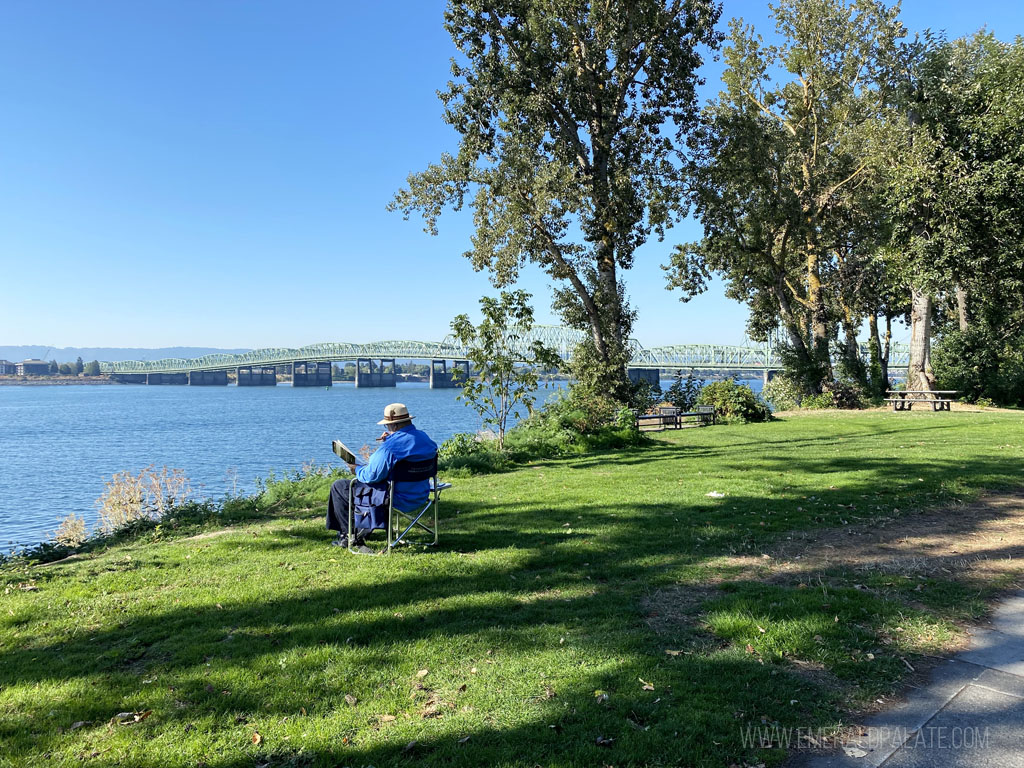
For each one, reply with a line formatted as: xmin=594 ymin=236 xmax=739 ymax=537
xmin=74 ymin=356 xmax=84 ymax=374
xmin=824 ymin=377 xmax=867 ymax=410
xmin=801 ymin=392 xmax=836 ymax=410
xmin=437 ymin=433 xmax=510 ymax=476
xmin=775 ymin=342 xmax=834 ymax=397
xmin=450 ymin=291 xmax=560 ymax=450
xmin=391 ymin=1 xmax=721 ymax=404
xmin=627 ymin=378 xmax=660 ymax=415
xmin=696 ymin=379 xmax=771 ymax=423
xmin=83 ymin=360 xmax=101 ymax=376
xmin=57 ymin=362 xmax=75 ymax=375
xmin=666 ymin=0 xmax=905 ymax=395
xmin=665 ymin=369 xmax=704 ymax=411
xmin=761 ymin=374 xmax=802 ymax=412
xmin=504 ymin=390 xmax=645 ymax=459
xmin=933 ymin=328 xmax=1024 ymax=406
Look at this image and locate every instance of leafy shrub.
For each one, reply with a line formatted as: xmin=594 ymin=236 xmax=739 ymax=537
xmin=934 ymin=328 xmax=1024 ymax=406
xmin=504 ymin=389 xmax=645 ymax=459
xmin=665 ymin=369 xmax=704 ymax=411
xmin=761 ymin=374 xmax=801 ymax=411
xmin=438 ymin=432 xmax=510 ymax=475
xmin=629 ymin=379 xmax=661 ymax=415
xmin=695 ymin=380 xmax=771 ymax=423
xmin=801 ymin=392 xmax=835 ymax=409
xmin=823 ymin=378 xmax=866 ymax=409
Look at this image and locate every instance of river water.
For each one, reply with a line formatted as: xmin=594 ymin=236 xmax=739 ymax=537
xmin=0 ymin=377 xmax=761 ymax=551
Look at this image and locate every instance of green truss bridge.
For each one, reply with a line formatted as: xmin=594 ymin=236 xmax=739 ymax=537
xmin=100 ymin=325 xmax=910 ymax=388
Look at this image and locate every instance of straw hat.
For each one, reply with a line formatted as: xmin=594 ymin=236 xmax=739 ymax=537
xmin=377 ymin=403 xmax=413 ymax=425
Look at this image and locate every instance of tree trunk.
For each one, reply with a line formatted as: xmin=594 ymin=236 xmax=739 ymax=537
xmin=882 ymin=314 xmax=891 ymax=387
xmin=590 ymin=138 xmax=629 ymax=392
xmin=907 ymin=286 xmax=936 ymax=391
xmin=805 ymin=234 xmax=832 ymax=389
xmin=840 ymin=310 xmax=865 ymax=383
xmin=773 ymin=280 xmax=817 ymax=379
xmin=955 ymin=284 xmax=969 ymax=332
xmin=868 ymin=313 xmax=884 ymax=395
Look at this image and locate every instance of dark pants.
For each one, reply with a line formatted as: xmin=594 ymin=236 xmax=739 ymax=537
xmin=326 ymin=478 xmax=389 ymax=540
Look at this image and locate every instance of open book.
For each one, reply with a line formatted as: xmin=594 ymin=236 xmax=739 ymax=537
xmin=331 ymin=439 xmax=367 ymax=466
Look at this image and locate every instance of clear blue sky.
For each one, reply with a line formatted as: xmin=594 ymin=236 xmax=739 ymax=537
xmin=0 ymin=1 xmax=1019 ymax=350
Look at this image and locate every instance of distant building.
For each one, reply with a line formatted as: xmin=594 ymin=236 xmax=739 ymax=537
xmin=16 ymin=359 xmax=50 ymax=375
xmin=0 ymin=359 xmax=14 ymax=374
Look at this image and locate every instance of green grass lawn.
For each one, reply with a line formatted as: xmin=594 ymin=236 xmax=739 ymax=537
xmin=2 ymin=411 xmax=1023 ymax=767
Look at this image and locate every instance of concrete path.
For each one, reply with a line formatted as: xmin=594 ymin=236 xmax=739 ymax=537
xmin=789 ymin=592 xmax=1024 ymax=767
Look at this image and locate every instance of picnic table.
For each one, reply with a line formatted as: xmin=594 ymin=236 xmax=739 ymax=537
xmin=635 ymin=405 xmax=716 ymax=431
xmin=885 ymin=390 xmax=957 ymax=412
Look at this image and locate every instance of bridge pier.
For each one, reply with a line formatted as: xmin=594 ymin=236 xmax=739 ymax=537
xmin=237 ymin=365 xmax=277 ymax=386
xmin=429 ymin=359 xmax=469 ymax=389
xmin=293 ymin=361 xmax=332 ymax=387
xmin=147 ymin=373 xmax=187 ymax=385
xmin=355 ymin=358 xmax=396 ymax=388
xmin=628 ymin=368 xmax=661 ymax=390
xmin=188 ymin=370 xmax=228 ymax=386
xmin=763 ymin=369 xmax=777 ymax=387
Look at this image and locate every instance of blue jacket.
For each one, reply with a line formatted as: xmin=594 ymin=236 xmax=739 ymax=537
xmin=355 ymin=424 xmax=438 ymax=511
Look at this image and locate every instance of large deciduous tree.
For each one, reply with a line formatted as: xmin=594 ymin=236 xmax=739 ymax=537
xmin=391 ymin=0 xmax=721 ymax=400
xmin=665 ymin=0 xmax=903 ymax=394
xmin=884 ymin=32 xmax=1024 ymax=392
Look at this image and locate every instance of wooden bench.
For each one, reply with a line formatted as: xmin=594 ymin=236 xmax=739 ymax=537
xmin=885 ymin=390 xmax=957 ymax=412
xmin=635 ymin=404 xmax=716 ymax=430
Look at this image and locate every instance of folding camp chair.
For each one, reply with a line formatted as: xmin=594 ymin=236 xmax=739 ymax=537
xmin=347 ymin=455 xmax=451 ymax=555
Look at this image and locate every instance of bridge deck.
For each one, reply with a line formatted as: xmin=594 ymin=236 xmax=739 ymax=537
xmin=100 ymin=326 xmax=910 ymax=375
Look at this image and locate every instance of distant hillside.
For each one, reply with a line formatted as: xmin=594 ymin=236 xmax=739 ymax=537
xmin=0 ymin=346 xmax=253 ymax=363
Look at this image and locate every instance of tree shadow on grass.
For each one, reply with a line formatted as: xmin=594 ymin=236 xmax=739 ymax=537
xmin=3 ymin=447 xmax=1024 ymax=766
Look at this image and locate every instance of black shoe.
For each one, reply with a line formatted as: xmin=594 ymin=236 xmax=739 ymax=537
xmin=330 ymin=534 xmax=348 ymax=547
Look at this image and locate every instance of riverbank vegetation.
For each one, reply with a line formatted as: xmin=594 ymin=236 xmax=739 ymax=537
xmin=3 ymin=411 xmax=1023 ymax=767
xmin=390 ymin=0 xmax=1024 ymax=409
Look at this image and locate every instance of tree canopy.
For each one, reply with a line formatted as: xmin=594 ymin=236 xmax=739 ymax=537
xmin=665 ymin=0 xmax=903 ymax=394
xmin=391 ymin=0 xmax=721 ymax=399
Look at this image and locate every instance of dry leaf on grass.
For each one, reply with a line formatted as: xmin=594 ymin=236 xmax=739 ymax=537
xmin=111 ymin=710 xmax=152 ymax=726
xmin=416 ymin=668 xmax=429 ymax=679
xmin=251 ymin=731 xmax=262 ymax=746
xmin=639 ymin=678 xmax=655 ymax=691
xmin=344 ymin=694 xmax=357 ymax=707
xmin=378 ymin=714 xmax=397 ymax=723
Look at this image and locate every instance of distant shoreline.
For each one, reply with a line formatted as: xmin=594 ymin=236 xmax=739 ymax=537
xmin=0 ymin=376 xmax=116 ymax=386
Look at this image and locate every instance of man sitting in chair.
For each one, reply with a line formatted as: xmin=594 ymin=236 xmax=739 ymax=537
xmin=326 ymin=403 xmax=438 ymax=552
